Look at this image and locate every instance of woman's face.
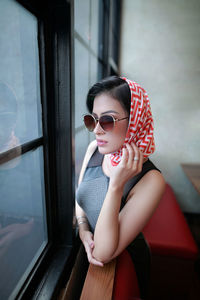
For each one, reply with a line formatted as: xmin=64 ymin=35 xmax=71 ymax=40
xmin=92 ymin=93 xmax=129 ymax=155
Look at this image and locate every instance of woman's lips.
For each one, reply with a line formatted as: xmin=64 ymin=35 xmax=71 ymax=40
xmin=96 ymin=139 xmax=108 ymax=146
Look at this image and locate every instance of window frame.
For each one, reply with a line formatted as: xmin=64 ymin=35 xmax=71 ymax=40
xmin=98 ymin=0 xmax=121 ymax=78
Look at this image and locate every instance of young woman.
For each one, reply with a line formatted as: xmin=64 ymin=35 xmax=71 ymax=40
xmin=76 ymin=76 xmax=165 ymax=297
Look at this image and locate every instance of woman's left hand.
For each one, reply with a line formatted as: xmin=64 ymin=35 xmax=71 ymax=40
xmin=80 ymin=230 xmax=104 ymax=267
xmin=109 ymin=142 xmax=143 ymax=188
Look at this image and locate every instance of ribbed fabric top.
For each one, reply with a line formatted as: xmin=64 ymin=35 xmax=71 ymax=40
xmin=76 ymin=148 xmax=160 ymax=232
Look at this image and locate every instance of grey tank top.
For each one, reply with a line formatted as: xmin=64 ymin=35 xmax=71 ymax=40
xmin=76 ymin=147 xmax=160 ymax=232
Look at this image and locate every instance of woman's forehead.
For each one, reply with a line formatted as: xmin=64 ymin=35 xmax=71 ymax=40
xmin=93 ymin=93 xmax=126 ymax=113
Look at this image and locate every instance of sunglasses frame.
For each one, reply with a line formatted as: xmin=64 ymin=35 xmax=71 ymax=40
xmin=83 ymin=113 xmax=129 ymax=132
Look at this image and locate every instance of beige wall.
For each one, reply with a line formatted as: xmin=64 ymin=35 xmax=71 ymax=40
xmin=120 ymin=0 xmax=200 ymax=212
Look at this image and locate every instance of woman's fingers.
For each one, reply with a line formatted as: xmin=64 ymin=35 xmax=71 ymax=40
xmin=90 ymin=241 xmax=94 ymax=249
xmin=86 ymin=247 xmax=104 ymax=266
xmin=111 ymin=142 xmax=144 ymax=185
xmin=84 ymin=240 xmax=104 ymax=267
xmin=126 ymin=142 xmax=143 ymax=173
xmin=131 ymin=142 xmax=139 ymax=161
xmin=126 ymin=143 xmax=134 ymax=166
xmin=132 ymin=143 xmax=143 ymax=171
xmin=138 ymin=148 xmax=144 ymax=172
xmin=125 ymin=142 xmax=139 ymax=165
xmin=120 ymin=147 xmax=128 ymax=165
xmin=89 ymin=256 xmax=104 ymax=267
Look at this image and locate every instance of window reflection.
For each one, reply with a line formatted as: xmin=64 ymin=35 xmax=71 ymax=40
xmin=0 ymin=1 xmax=46 ymax=298
xmin=74 ymin=39 xmax=90 ymax=129
xmin=74 ymin=0 xmax=90 ymax=45
xmin=0 ymin=147 xmax=47 ymax=299
xmin=0 ymin=0 xmax=42 ymax=149
xmin=90 ymin=0 xmax=100 ymax=56
xmin=0 ymin=82 xmax=19 ymax=153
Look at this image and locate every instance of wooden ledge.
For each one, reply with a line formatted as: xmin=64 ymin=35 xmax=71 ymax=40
xmin=80 ymin=259 xmax=116 ymax=300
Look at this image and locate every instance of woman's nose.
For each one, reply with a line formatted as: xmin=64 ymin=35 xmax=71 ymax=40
xmin=93 ymin=121 xmax=104 ymax=134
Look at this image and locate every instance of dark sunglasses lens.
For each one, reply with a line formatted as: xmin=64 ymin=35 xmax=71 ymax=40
xmin=99 ymin=115 xmax=114 ymax=131
xmin=84 ymin=115 xmax=95 ymax=131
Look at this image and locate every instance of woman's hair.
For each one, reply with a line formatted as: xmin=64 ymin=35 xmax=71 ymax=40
xmin=86 ymin=76 xmax=131 ymax=114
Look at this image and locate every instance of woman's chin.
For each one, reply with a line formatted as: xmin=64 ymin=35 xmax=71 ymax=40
xmin=98 ymin=145 xmax=119 ymax=155
xmin=97 ymin=146 xmax=108 ymax=154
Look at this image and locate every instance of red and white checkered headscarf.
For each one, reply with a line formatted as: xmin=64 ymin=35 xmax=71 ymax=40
xmin=110 ymin=77 xmax=155 ymax=166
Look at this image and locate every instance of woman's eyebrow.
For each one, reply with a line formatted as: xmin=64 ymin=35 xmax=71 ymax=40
xmin=92 ymin=110 xmax=119 ymax=116
xmin=102 ymin=110 xmax=119 ymax=115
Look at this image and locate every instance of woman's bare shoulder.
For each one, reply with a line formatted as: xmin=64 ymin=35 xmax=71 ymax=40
xmin=127 ymin=169 xmax=165 ymax=202
xmin=78 ymin=140 xmax=97 ymax=185
xmin=86 ymin=139 xmax=97 ymax=155
xmin=142 ymin=169 xmax=165 ymax=187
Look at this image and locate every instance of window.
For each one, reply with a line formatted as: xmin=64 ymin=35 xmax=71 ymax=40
xmin=0 ymin=0 xmax=74 ymax=299
xmin=0 ymin=1 xmax=47 ymax=298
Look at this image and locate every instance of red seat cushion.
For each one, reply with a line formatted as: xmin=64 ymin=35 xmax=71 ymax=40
xmin=112 ymin=250 xmax=141 ymax=300
xmin=143 ymin=184 xmax=198 ymax=259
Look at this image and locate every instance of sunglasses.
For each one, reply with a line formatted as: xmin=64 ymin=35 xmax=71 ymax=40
xmin=83 ymin=114 xmax=129 ymax=132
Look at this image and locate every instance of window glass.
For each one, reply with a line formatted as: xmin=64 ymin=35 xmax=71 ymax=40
xmin=90 ymin=55 xmax=98 ymax=87
xmin=0 ymin=147 xmax=47 ymax=299
xmin=74 ymin=0 xmax=90 ymax=45
xmin=90 ymin=0 xmax=100 ymax=56
xmin=75 ymin=129 xmax=90 ymax=184
xmin=74 ymin=1 xmax=100 ymax=186
xmin=0 ymin=1 xmax=47 ymax=298
xmin=74 ymin=39 xmax=90 ymax=128
xmin=0 ymin=0 xmax=42 ymax=152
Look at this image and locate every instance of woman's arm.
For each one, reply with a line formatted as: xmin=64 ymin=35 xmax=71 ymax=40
xmin=76 ymin=202 xmax=103 ymax=266
xmin=92 ymin=143 xmax=165 ymax=263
